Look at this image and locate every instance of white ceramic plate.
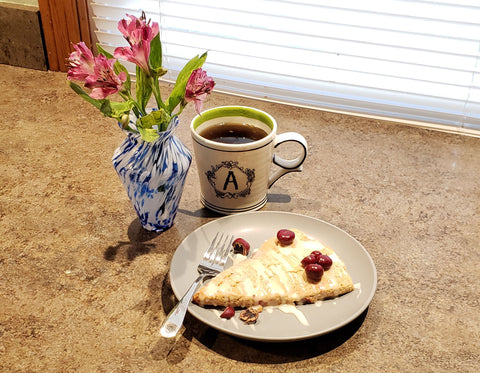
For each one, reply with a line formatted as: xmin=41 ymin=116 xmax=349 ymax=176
xmin=169 ymin=211 xmax=377 ymax=342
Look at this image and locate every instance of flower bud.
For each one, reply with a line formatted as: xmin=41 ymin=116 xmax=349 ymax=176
xmin=120 ymin=113 xmax=130 ymax=128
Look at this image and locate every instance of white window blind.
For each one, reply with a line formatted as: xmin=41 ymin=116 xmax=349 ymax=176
xmin=91 ymin=0 xmax=480 ymax=136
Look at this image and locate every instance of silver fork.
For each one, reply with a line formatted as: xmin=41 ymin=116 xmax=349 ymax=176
xmin=160 ymin=232 xmax=233 ymax=338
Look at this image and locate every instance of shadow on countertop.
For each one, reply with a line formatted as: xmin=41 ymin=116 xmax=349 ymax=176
xmin=103 ymin=218 xmax=163 ymax=262
xmin=191 ymin=309 xmax=368 ymax=364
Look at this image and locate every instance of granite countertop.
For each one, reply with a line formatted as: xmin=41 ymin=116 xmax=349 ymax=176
xmin=0 ymin=64 xmax=479 ymax=372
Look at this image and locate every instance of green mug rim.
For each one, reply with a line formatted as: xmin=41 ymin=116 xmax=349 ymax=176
xmin=191 ymin=106 xmax=275 ymax=130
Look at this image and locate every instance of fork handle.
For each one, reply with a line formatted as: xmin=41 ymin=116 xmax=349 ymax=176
xmin=160 ymin=274 xmax=207 ymax=338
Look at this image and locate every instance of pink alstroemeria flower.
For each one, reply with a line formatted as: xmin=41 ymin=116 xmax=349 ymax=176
xmin=66 ymin=41 xmax=95 ymax=82
xmin=84 ymin=55 xmax=127 ymax=99
xmin=114 ymin=13 xmax=159 ymax=74
xmin=184 ymin=68 xmax=215 ymax=114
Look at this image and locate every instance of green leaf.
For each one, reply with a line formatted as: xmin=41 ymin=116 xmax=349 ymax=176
xmin=165 ymin=52 xmax=207 ymax=114
xmin=100 ymin=100 xmax=135 ymax=120
xmin=96 ymin=44 xmax=113 ymax=59
xmin=135 ymin=109 xmax=171 ymax=141
xmin=68 ymin=81 xmax=103 ymax=110
xmin=138 ymin=127 xmax=159 ymax=142
xmin=149 ymin=33 xmax=162 ymax=71
xmin=137 ymin=109 xmax=171 ymax=132
xmin=136 ymin=66 xmax=152 ymax=113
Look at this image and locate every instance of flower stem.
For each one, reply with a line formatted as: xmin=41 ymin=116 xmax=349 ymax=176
xmin=122 ymin=91 xmax=144 ymax=117
xmin=151 ymin=76 xmax=166 ymax=111
xmin=172 ymin=102 xmax=186 ymax=117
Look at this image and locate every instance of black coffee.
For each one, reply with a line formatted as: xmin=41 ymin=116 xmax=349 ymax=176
xmin=199 ymin=123 xmax=268 ymax=144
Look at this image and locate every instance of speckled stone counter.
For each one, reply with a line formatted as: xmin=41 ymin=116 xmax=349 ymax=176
xmin=0 ymin=64 xmax=479 ymax=372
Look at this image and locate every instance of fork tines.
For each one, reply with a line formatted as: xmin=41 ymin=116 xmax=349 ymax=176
xmin=204 ymin=232 xmax=233 ymax=268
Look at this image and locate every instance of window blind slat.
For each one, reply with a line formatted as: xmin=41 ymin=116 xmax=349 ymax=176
xmin=91 ymin=0 xmax=480 ymax=135
xmin=162 ymin=28 xmax=478 ymax=83
xmin=162 ymin=1 xmax=480 ymax=42
xmin=160 ymin=16 xmax=480 ymax=59
xmin=94 ymin=15 xmax=477 ymax=74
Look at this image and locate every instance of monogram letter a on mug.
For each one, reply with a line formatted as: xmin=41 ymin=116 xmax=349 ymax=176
xmin=206 ymin=160 xmax=255 ymax=199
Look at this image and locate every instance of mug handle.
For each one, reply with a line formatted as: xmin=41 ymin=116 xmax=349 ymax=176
xmin=268 ymin=132 xmax=308 ymax=188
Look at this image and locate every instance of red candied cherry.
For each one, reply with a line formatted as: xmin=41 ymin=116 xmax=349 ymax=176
xmin=305 ymin=263 xmax=324 ymax=283
xmin=317 ymin=254 xmax=333 ymax=271
xmin=301 ymin=254 xmax=317 ymax=267
xmin=311 ymin=250 xmax=322 ymax=261
xmin=277 ymin=229 xmax=295 ymax=245
xmin=220 ymin=306 xmax=235 ymax=319
xmin=232 ymin=238 xmax=250 ymax=256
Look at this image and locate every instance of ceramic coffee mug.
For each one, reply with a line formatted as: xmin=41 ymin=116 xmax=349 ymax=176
xmin=190 ymin=106 xmax=307 ymax=214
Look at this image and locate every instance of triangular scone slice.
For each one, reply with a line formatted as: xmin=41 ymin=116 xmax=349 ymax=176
xmin=193 ymin=229 xmax=354 ymax=308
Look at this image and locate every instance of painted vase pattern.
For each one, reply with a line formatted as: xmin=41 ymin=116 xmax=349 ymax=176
xmin=112 ymin=116 xmax=192 ymax=231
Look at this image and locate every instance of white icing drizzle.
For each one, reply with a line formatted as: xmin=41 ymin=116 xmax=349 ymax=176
xmin=230 ymin=315 xmax=240 ymax=329
xmin=354 ymin=282 xmax=362 ymax=298
xmin=214 ymin=282 xmax=360 ymax=328
xmin=265 ymin=305 xmax=309 ymax=325
xmin=327 ymin=277 xmax=337 ymax=287
xmin=231 ymin=253 xmax=247 ymax=266
xmin=302 ymin=240 xmax=326 ymax=251
xmin=329 ymin=253 xmax=339 ymax=262
xmin=278 ymin=304 xmax=309 ymax=326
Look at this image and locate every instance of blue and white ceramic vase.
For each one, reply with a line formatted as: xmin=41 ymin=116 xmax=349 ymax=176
xmin=112 ymin=115 xmax=192 ymax=231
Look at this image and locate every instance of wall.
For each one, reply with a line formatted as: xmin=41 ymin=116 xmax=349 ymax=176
xmin=1 ymin=0 xmax=38 ymax=6
xmin=0 ymin=1 xmax=47 ymax=70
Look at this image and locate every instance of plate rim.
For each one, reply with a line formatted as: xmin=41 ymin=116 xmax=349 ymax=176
xmin=168 ymin=211 xmax=377 ymax=342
